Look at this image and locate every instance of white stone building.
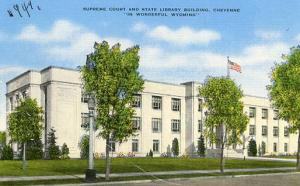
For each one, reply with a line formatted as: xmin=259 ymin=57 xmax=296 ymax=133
xmin=6 ymin=66 xmax=298 ymax=158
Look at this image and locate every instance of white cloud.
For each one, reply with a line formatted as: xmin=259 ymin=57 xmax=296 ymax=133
xmin=131 ymin=22 xmax=149 ymax=32
xmin=17 ymin=20 xmax=134 ymax=64
xmin=295 ymin=34 xmax=300 ymax=41
xmin=0 ymin=66 xmax=26 ymax=75
xmin=255 ymin=30 xmax=282 ymax=40
xmin=132 ymin=23 xmax=221 ymax=45
xmin=234 ymin=42 xmax=289 ymax=66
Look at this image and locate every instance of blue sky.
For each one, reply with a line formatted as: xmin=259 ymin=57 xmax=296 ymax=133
xmin=1 ymin=0 xmax=300 ymax=130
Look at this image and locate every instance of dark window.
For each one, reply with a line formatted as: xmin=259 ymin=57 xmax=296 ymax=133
xmin=132 ymin=94 xmax=142 ymax=108
xmin=262 ymin=109 xmax=268 ymax=119
xmin=171 ymin=119 xmax=180 ymax=132
xmin=132 ymin=117 xmax=141 ymax=130
xmin=198 ymin=120 xmax=203 ymax=132
xmin=273 ymin=110 xmax=279 ymax=120
xmin=249 ymin=125 xmax=256 ymax=135
xmin=284 ymin=126 xmax=289 ymax=137
xmin=153 ymin=140 xmax=159 ymax=152
xmin=273 ymin=126 xmax=279 ymax=137
xmin=81 ymin=113 xmax=89 ymax=128
xmin=249 ymin=107 xmax=256 ymax=118
xmin=109 ymin=141 xmax=115 ymax=152
xmin=198 ymin=99 xmax=203 ymax=111
xmin=171 ymin=98 xmax=180 ymax=111
xmin=152 ymin=118 xmax=161 ymax=132
xmin=152 ymin=96 xmax=162 ymax=110
xmin=262 ymin=126 xmax=268 ymax=136
xmin=132 ymin=139 xmax=139 ymax=152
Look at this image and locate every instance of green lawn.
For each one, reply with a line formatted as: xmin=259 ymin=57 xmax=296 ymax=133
xmin=0 ymin=158 xmax=296 ymax=176
xmin=264 ymin=155 xmax=297 ymax=159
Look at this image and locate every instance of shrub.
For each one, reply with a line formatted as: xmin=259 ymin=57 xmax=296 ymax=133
xmin=172 ymin=138 xmax=179 ymax=157
xmin=25 ymin=139 xmax=43 ymax=160
xmin=149 ymin=150 xmax=153 ymax=157
xmin=261 ymin=141 xmax=266 ymax=155
xmin=197 ymin=135 xmax=205 ymax=157
xmin=1 ymin=145 xmax=13 ymax=160
xmin=60 ymin=143 xmax=70 ymax=159
xmin=79 ymin=135 xmax=89 ymax=159
xmin=248 ymin=138 xmax=257 ymax=156
xmin=160 ymin=152 xmax=168 ymax=158
xmin=127 ymin=152 xmax=135 ymax=158
xmin=48 ymin=128 xmax=60 ymax=159
xmin=117 ymin=152 xmax=125 ymax=158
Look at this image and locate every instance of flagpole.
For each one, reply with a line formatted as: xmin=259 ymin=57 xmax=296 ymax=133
xmin=227 ymin=56 xmax=230 ymax=78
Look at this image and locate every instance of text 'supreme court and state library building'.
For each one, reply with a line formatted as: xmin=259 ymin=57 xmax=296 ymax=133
xmin=5 ymin=66 xmax=298 ymax=158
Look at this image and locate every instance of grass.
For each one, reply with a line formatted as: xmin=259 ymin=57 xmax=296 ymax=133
xmin=0 ymin=157 xmax=296 ymax=177
xmin=264 ymin=155 xmax=297 ymax=159
xmin=0 ymin=170 xmax=297 ymax=186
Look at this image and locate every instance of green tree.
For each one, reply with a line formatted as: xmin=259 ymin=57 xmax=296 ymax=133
xmin=20 ymin=139 xmax=43 ymax=160
xmin=261 ymin=141 xmax=266 ymax=155
xmin=267 ymin=46 xmax=300 ymax=170
xmin=8 ymin=98 xmax=43 ymax=169
xmin=79 ymin=135 xmax=89 ymax=159
xmin=82 ymin=41 xmax=144 ymax=180
xmin=48 ymin=128 xmax=60 ymax=159
xmin=248 ymin=138 xmax=257 ymax=156
xmin=197 ymin=135 xmax=205 ymax=157
xmin=0 ymin=145 xmax=13 ymax=160
xmin=60 ymin=143 xmax=70 ymax=159
xmin=171 ymin=138 xmax=179 ymax=157
xmin=199 ymin=77 xmax=249 ymax=173
xmin=0 ymin=131 xmax=6 ymax=146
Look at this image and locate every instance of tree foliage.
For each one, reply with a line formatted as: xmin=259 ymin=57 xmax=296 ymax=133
xmin=20 ymin=139 xmax=43 ymax=160
xmin=267 ymin=46 xmax=300 ymax=169
xmin=48 ymin=128 xmax=60 ymax=159
xmin=61 ymin=143 xmax=70 ymax=159
xmin=261 ymin=141 xmax=266 ymax=155
xmin=248 ymin=138 xmax=257 ymax=156
xmin=0 ymin=132 xmax=6 ymax=146
xmin=197 ymin=135 xmax=205 ymax=157
xmin=81 ymin=41 xmax=144 ymax=180
xmin=8 ymin=98 xmax=43 ymax=143
xmin=79 ymin=135 xmax=89 ymax=159
xmin=199 ymin=77 xmax=249 ymax=172
xmin=0 ymin=145 xmax=13 ymax=160
xmin=171 ymin=138 xmax=179 ymax=157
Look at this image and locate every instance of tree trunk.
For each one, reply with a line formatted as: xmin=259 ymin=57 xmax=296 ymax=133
xmin=105 ymin=136 xmax=111 ymax=181
xmin=220 ymin=124 xmax=225 ymax=173
xmin=297 ymin=129 xmax=300 ymax=170
xmin=22 ymin=142 xmax=26 ymax=170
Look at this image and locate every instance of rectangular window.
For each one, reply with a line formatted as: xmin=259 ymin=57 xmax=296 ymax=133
xmin=262 ymin=126 xmax=268 ymax=136
xmin=152 ymin=96 xmax=162 ymax=110
xmin=198 ymin=99 xmax=203 ymax=112
xmin=249 ymin=125 xmax=256 ymax=135
xmin=10 ymin=97 xmax=13 ymax=111
xmin=109 ymin=141 xmax=116 ymax=152
xmin=81 ymin=113 xmax=89 ymax=128
xmin=171 ymin=98 xmax=180 ymax=111
xmin=132 ymin=94 xmax=142 ymax=108
xmin=81 ymin=93 xmax=89 ymax=103
xmin=249 ymin=107 xmax=256 ymax=118
xmin=273 ymin=126 xmax=279 ymax=137
xmin=22 ymin=90 xmax=28 ymax=99
xmin=132 ymin=139 xmax=139 ymax=152
xmin=132 ymin=117 xmax=141 ymax=130
xmin=284 ymin=126 xmax=289 ymax=137
xmin=171 ymin=119 xmax=180 ymax=132
xmin=273 ymin=143 xmax=277 ymax=152
xmin=198 ymin=120 xmax=203 ymax=132
xmin=153 ymin=140 xmax=159 ymax=152
xmin=273 ymin=110 xmax=279 ymax=120
xmin=284 ymin=143 xmax=288 ymax=152
xmin=262 ymin=109 xmax=268 ymax=119
xmin=152 ymin=118 xmax=161 ymax=132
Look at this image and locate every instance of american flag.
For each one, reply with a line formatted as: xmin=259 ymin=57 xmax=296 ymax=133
xmin=228 ymin=60 xmax=241 ymax=73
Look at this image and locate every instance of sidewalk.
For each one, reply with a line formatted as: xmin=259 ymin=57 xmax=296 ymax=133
xmin=0 ymin=167 xmax=296 ymax=182
xmin=242 ymin=156 xmax=296 ymax=162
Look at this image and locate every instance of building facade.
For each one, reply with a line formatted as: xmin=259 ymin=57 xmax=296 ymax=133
xmin=6 ymin=66 xmax=298 ymax=158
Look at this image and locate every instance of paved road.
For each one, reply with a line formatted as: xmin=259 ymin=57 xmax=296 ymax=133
xmin=106 ymin=172 xmax=300 ymax=186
